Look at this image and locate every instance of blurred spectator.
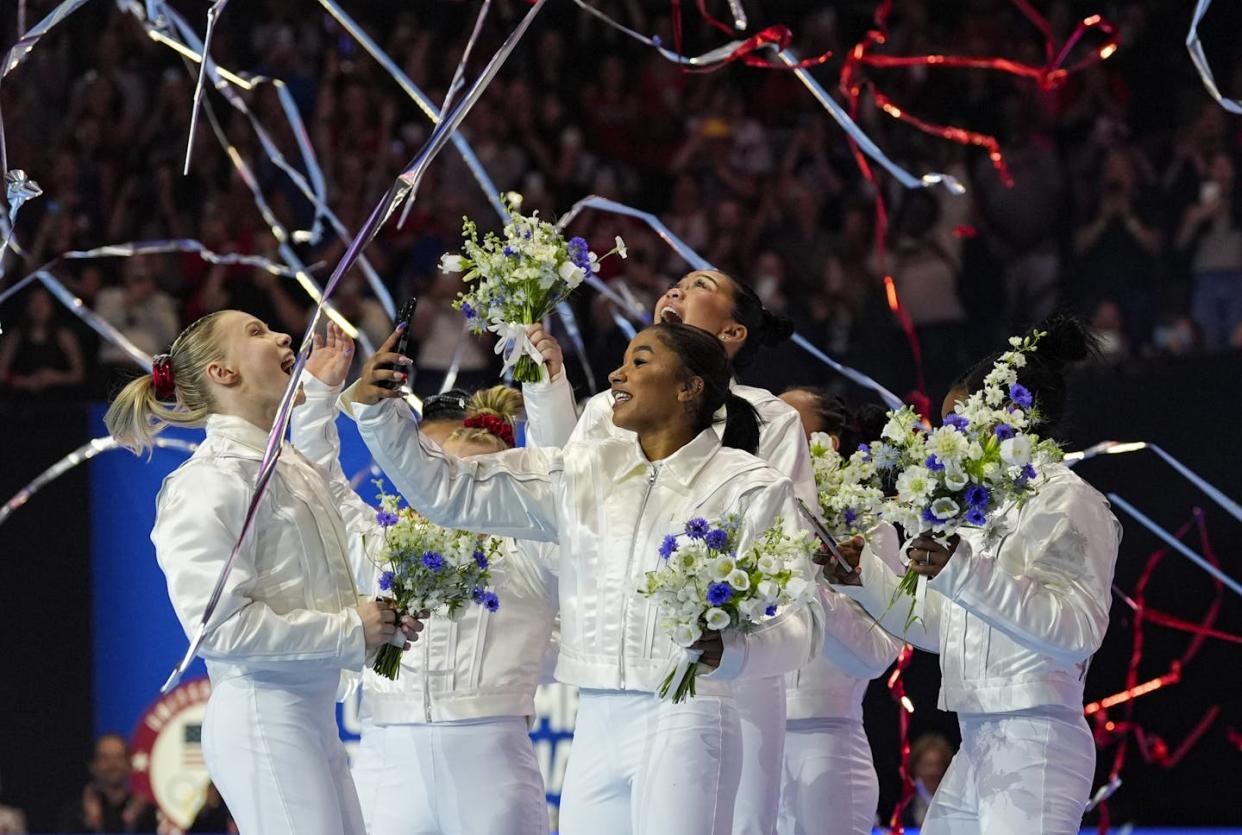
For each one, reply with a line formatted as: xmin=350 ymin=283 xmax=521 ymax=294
xmin=903 ymin=732 xmax=956 ymax=828
xmin=1152 ymin=313 xmax=1203 ymax=356
xmin=972 ymin=93 xmax=1065 ymax=332
xmin=410 ymin=271 xmax=494 ymax=397
xmin=1090 ymin=300 xmax=1131 ymax=365
xmin=0 ymin=286 xmax=86 ymax=399
xmin=0 ymin=770 xmax=27 ymax=834
xmin=1176 ymin=151 xmax=1242 ymax=351
xmin=94 ymin=256 xmax=180 ymax=373
xmin=59 ymin=734 xmax=158 ymax=833
xmin=187 ymin=782 xmax=236 ymax=834
xmin=1072 ymin=146 xmax=1163 ymax=348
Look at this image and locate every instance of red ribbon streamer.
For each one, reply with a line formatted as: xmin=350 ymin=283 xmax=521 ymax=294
xmin=668 ymin=4 xmax=832 ymax=73
xmin=1089 ymin=510 xmax=1231 ymax=833
xmin=886 ymin=644 xmax=916 ymax=834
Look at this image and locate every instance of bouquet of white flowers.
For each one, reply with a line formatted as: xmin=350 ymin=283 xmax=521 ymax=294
xmin=806 ymin=432 xmax=887 ymax=539
xmin=878 ymin=331 xmax=1064 ymax=624
xmin=370 ymin=485 xmax=504 ymax=679
xmin=441 ymin=193 xmax=626 ymax=383
xmin=640 ymin=515 xmax=818 ymax=703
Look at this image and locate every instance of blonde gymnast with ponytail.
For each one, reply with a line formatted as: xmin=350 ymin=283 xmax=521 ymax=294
xmin=106 ymin=312 xmax=420 ymax=835
xmin=447 ymin=385 xmax=524 ymax=453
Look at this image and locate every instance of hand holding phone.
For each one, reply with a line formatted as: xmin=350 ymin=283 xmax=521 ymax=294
xmin=378 ymin=297 xmax=418 ymax=390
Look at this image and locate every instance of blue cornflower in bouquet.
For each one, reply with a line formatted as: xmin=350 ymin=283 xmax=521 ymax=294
xmin=641 ymin=515 xmax=818 ymax=703
xmin=443 ymin=192 xmax=626 ymax=383
xmin=876 ymin=330 xmax=1065 ymax=629
xmin=368 ymin=483 xmax=504 ymax=680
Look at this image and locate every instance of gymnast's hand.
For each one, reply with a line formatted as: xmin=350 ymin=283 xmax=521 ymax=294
xmin=357 ymin=599 xmax=424 ymax=650
xmin=691 ymin=631 xmax=724 ymax=670
xmin=526 ymin=323 xmax=563 ymax=381
xmin=907 ymin=534 xmax=958 ymax=579
xmin=816 ymin=535 xmax=864 ymax=586
xmin=305 ymin=322 xmax=354 ymax=387
xmin=355 ymin=326 xmax=413 ymax=406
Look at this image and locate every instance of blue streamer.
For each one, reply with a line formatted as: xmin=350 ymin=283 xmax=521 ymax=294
xmin=1108 ymin=493 xmax=1242 ymax=600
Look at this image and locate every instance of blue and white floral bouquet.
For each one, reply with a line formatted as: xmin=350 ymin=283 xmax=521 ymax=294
xmin=441 ymin=192 xmax=626 ymax=383
xmin=370 ymin=484 xmax=504 ymax=680
xmin=878 ymin=331 xmax=1064 ymax=623
xmin=640 ymin=515 xmax=818 ymax=703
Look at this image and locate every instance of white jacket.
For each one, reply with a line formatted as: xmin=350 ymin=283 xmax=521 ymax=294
xmin=350 ymin=394 xmax=824 ymax=695
xmin=151 ymin=413 xmax=365 ymax=686
xmin=291 ymin=376 xmax=559 ymax=723
xmin=522 ymin=372 xmax=819 ymax=507
xmin=522 ymin=371 xmax=898 ymax=719
xmin=840 ymin=466 xmax=1122 ymax=714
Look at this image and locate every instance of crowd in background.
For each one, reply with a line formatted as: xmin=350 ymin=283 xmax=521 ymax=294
xmin=2 ymin=0 xmax=1241 ymax=407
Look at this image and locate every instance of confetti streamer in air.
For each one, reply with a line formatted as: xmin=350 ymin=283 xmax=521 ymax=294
xmin=0 ymin=0 xmax=93 ymax=177
xmin=0 ymin=436 xmax=197 ymax=527
xmin=886 ymin=644 xmax=916 ymax=834
xmin=159 ymin=0 xmax=549 ymax=696
xmin=556 ymin=194 xmax=907 ymax=410
xmin=0 ymin=169 xmax=42 ymax=311
xmin=183 ymin=0 xmax=230 ymax=175
xmin=1187 ymin=0 xmax=1242 ymax=114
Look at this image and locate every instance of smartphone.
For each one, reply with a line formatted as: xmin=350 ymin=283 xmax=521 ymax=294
xmin=378 ymin=297 xmax=418 ymax=390
xmin=796 ymin=499 xmax=856 ymax=577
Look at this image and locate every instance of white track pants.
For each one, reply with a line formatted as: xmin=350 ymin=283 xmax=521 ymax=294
xmin=350 ymin=715 xmax=548 ymax=835
xmin=733 ymin=678 xmax=788 ymax=834
xmin=777 ymin=718 xmax=878 ymax=835
xmin=922 ymin=706 xmax=1096 ymax=835
xmin=202 ymin=673 xmax=365 ymax=835
xmin=558 ymin=689 xmax=744 ymax=835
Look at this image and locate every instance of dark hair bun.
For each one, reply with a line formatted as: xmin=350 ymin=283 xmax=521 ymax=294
xmin=1033 ymin=314 xmax=1096 ymax=370
xmin=761 ymin=311 xmax=796 ymax=346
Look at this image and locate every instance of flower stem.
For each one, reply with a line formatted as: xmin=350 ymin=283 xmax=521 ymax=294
xmin=372 ymin=645 xmax=403 ymax=680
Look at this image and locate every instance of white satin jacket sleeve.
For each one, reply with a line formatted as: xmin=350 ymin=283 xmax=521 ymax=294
xmin=757 ymin=406 xmax=819 ymax=509
xmin=817 ymin=584 xmax=902 ymax=678
xmin=710 ymin=480 xmax=825 ymax=682
xmin=927 ymin=475 xmax=1120 ymax=664
xmin=836 ymin=522 xmax=944 ymax=654
xmin=153 ymin=464 xmax=365 ymax=670
xmin=353 ymin=396 xmax=561 ymax=543
xmin=291 ymin=374 xmax=385 ymax=588
xmin=521 ymin=370 xmax=580 ymax=448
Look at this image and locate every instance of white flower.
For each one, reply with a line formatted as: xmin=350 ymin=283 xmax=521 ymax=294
xmin=944 ymin=467 xmax=968 ymax=492
xmin=439 ymin=253 xmax=463 ymax=273
xmin=896 ymin=466 xmax=935 ymax=500
xmin=505 ymin=191 xmax=524 ymax=209
xmin=756 ymin=555 xmax=779 ymax=575
xmin=558 ymin=260 xmax=586 ymax=288
xmin=711 ymin=557 xmax=736 ymax=582
xmin=757 ymin=579 xmax=780 ymax=602
xmin=726 ymin=569 xmax=751 ymax=592
xmin=588 ymin=252 xmax=601 ymax=273
xmin=930 ymin=497 xmax=961 ymax=521
xmin=704 ymin=608 xmax=731 ymax=631
xmin=1000 ymin=436 xmax=1032 ymax=467
xmin=784 ymin=576 xmax=810 ymax=601
xmin=615 ymin=236 xmax=628 ymax=258
xmin=927 ymin=426 xmax=969 ymax=464
xmin=672 ymin=622 xmax=703 ymax=647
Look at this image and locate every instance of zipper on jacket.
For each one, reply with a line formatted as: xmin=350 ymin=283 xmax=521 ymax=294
xmin=619 ymin=464 xmax=659 ymax=690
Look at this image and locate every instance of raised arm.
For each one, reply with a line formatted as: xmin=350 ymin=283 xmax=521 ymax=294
xmin=521 ymin=324 xmax=581 ymax=449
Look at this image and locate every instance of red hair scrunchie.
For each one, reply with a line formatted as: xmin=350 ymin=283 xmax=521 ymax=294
xmin=152 ymin=354 xmax=176 ymax=401
xmin=463 ymin=414 xmax=515 ymax=448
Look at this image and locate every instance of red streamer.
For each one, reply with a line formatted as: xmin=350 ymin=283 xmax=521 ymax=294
xmin=842 ymin=2 xmax=1118 ymax=183
xmin=667 ymin=4 xmax=833 ymax=73
xmin=1088 ymin=510 xmax=1234 ymax=833
xmin=886 ymin=644 xmax=916 ymax=834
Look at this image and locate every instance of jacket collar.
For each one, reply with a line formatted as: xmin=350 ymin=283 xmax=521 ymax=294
xmin=204 ymin=413 xmax=282 ymax=459
xmin=616 ymin=427 xmax=722 ymax=488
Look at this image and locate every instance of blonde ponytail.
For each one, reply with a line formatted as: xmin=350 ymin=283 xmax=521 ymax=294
xmin=103 ymin=311 xmax=230 ymax=455
xmin=447 ymin=385 xmax=523 ymax=450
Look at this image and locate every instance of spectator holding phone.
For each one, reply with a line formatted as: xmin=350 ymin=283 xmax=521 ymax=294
xmin=1176 ymin=151 xmax=1242 ymax=351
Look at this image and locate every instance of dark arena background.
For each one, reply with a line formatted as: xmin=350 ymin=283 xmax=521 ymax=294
xmin=2 ymin=1 xmax=1242 ymax=833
